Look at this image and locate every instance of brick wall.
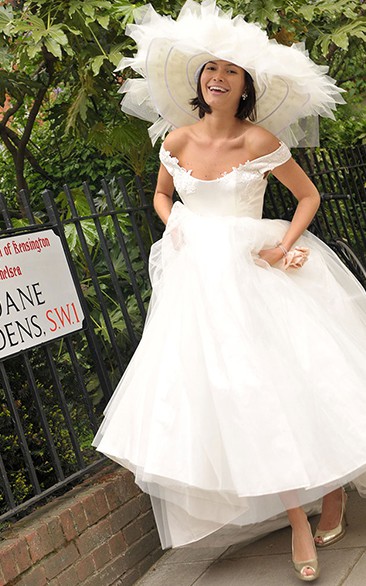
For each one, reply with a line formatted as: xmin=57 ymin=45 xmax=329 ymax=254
xmin=0 ymin=464 xmax=163 ymax=586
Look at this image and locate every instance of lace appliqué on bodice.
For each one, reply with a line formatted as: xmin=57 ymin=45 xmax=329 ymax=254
xmin=160 ymin=142 xmax=290 ymax=179
xmin=159 ymin=142 xmax=292 ymax=218
xmin=159 ymin=147 xmax=199 ymax=195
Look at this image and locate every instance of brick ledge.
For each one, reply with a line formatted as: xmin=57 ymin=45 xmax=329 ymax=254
xmin=0 ymin=464 xmax=163 ymax=586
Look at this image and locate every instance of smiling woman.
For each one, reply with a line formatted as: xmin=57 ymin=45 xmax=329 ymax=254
xmin=94 ymin=2 xmax=366 ymax=583
xmin=190 ymin=60 xmax=257 ymax=122
xmin=202 ymin=61 xmax=244 ymax=98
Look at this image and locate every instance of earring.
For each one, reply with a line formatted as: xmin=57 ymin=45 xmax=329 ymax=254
xmin=241 ymin=91 xmax=248 ymax=100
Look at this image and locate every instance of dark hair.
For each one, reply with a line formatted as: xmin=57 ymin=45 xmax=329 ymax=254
xmin=190 ymin=64 xmax=257 ymax=121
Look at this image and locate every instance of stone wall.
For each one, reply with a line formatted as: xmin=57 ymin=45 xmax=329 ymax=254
xmin=0 ymin=464 xmax=163 ymax=585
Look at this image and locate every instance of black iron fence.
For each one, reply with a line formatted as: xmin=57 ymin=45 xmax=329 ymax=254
xmin=0 ymin=143 xmax=365 ymax=524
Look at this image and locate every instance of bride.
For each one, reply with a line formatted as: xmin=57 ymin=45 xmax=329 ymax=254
xmin=94 ymin=2 xmax=366 ymax=582
xmin=156 ymin=57 xmax=332 ymax=582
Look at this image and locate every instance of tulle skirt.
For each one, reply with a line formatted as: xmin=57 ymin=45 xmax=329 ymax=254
xmin=93 ymin=202 xmax=366 ymax=548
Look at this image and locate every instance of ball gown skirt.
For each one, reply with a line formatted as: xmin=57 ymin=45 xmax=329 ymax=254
xmin=93 ymin=142 xmax=366 ymax=548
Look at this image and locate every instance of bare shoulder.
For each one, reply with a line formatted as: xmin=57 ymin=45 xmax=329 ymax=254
xmin=244 ymin=123 xmax=284 ymax=158
xmin=162 ymin=126 xmax=193 ymax=154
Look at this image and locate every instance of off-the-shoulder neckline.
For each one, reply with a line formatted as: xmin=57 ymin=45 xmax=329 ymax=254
xmin=160 ymin=141 xmax=288 ymax=183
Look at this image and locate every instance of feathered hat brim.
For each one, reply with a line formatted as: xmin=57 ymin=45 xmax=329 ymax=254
xmin=117 ymin=0 xmax=345 ymax=146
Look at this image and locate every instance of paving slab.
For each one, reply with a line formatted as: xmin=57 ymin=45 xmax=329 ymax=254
xmin=194 ymin=553 xmax=295 ymax=586
xmin=163 ymin=546 xmax=229 ymax=564
xmin=136 ymin=490 xmax=366 ymax=585
xmin=136 ymin=561 xmax=211 ymax=586
xmin=342 ymin=551 xmax=366 ymax=585
xmin=195 ymin=549 xmax=363 ymax=586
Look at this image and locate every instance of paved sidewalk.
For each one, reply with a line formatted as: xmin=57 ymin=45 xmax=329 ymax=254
xmin=136 ymin=490 xmax=366 ymax=585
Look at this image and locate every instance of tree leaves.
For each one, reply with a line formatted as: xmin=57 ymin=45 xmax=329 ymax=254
xmin=0 ymin=70 xmax=41 ymax=104
xmin=87 ymin=118 xmax=153 ymax=175
xmin=3 ymin=9 xmax=70 ymax=60
xmin=283 ymin=0 xmax=366 ymax=56
xmin=66 ymin=77 xmax=95 ymax=129
xmin=317 ymin=20 xmax=366 ymax=55
xmin=0 ymin=46 xmax=13 ymax=72
xmin=90 ymin=55 xmax=107 ymax=76
xmin=108 ymin=2 xmax=140 ymax=27
xmin=68 ymin=0 xmax=136 ymax=28
xmin=297 ymin=0 xmax=360 ymax=22
xmin=0 ymin=0 xmax=365 ymax=201
xmin=0 ymin=5 xmax=13 ymax=35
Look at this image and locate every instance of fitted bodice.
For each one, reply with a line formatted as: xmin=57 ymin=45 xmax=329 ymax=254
xmin=159 ymin=142 xmax=291 ymax=218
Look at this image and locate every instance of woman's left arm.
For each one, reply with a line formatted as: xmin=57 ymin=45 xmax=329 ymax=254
xmin=259 ymin=158 xmax=320 ymax=266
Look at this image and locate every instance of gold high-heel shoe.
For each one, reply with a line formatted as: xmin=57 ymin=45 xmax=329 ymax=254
xmin=314 ymin=489 xmax=348 ymax=548
xmin=292 ymin=523 xmax=320 ymax=582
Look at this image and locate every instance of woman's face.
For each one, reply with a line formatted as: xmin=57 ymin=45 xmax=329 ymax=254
xmin=200 ymin=60 xmax=246 ymax=112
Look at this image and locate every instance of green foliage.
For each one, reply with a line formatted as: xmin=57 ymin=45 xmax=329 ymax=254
xmin=226 ymin=0 xmax=366 ymax=58
xmin=0 ymin=0 xmax=149 ymax=198
xmin=293 ymin=0 xmax=366 ymax=55
xmin=0 ymin=0 xmax=365 ymax=204
xmin=320 ymin=99 xmax=366 ymax=148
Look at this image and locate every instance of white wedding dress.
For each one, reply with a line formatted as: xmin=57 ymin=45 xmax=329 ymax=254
xmin=93 ymin=141 xmax=366 ymax=548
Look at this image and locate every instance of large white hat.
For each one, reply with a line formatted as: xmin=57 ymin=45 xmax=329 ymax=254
xmin=117 ymin=0 xmax=345 ymax=146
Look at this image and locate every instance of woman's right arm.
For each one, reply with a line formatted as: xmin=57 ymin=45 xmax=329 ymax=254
xmin=153 ymin=164 xmax=175 ymax=225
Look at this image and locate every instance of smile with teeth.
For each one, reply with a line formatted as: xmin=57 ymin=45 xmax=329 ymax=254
xmin=208 ymin=86 xmax=228 ymax=93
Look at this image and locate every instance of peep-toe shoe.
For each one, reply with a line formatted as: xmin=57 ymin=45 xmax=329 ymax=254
xmin=292 ymin=523 xmax=320 ymax=582
xmin=314 ymin=489 xmax=348 ymax=548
